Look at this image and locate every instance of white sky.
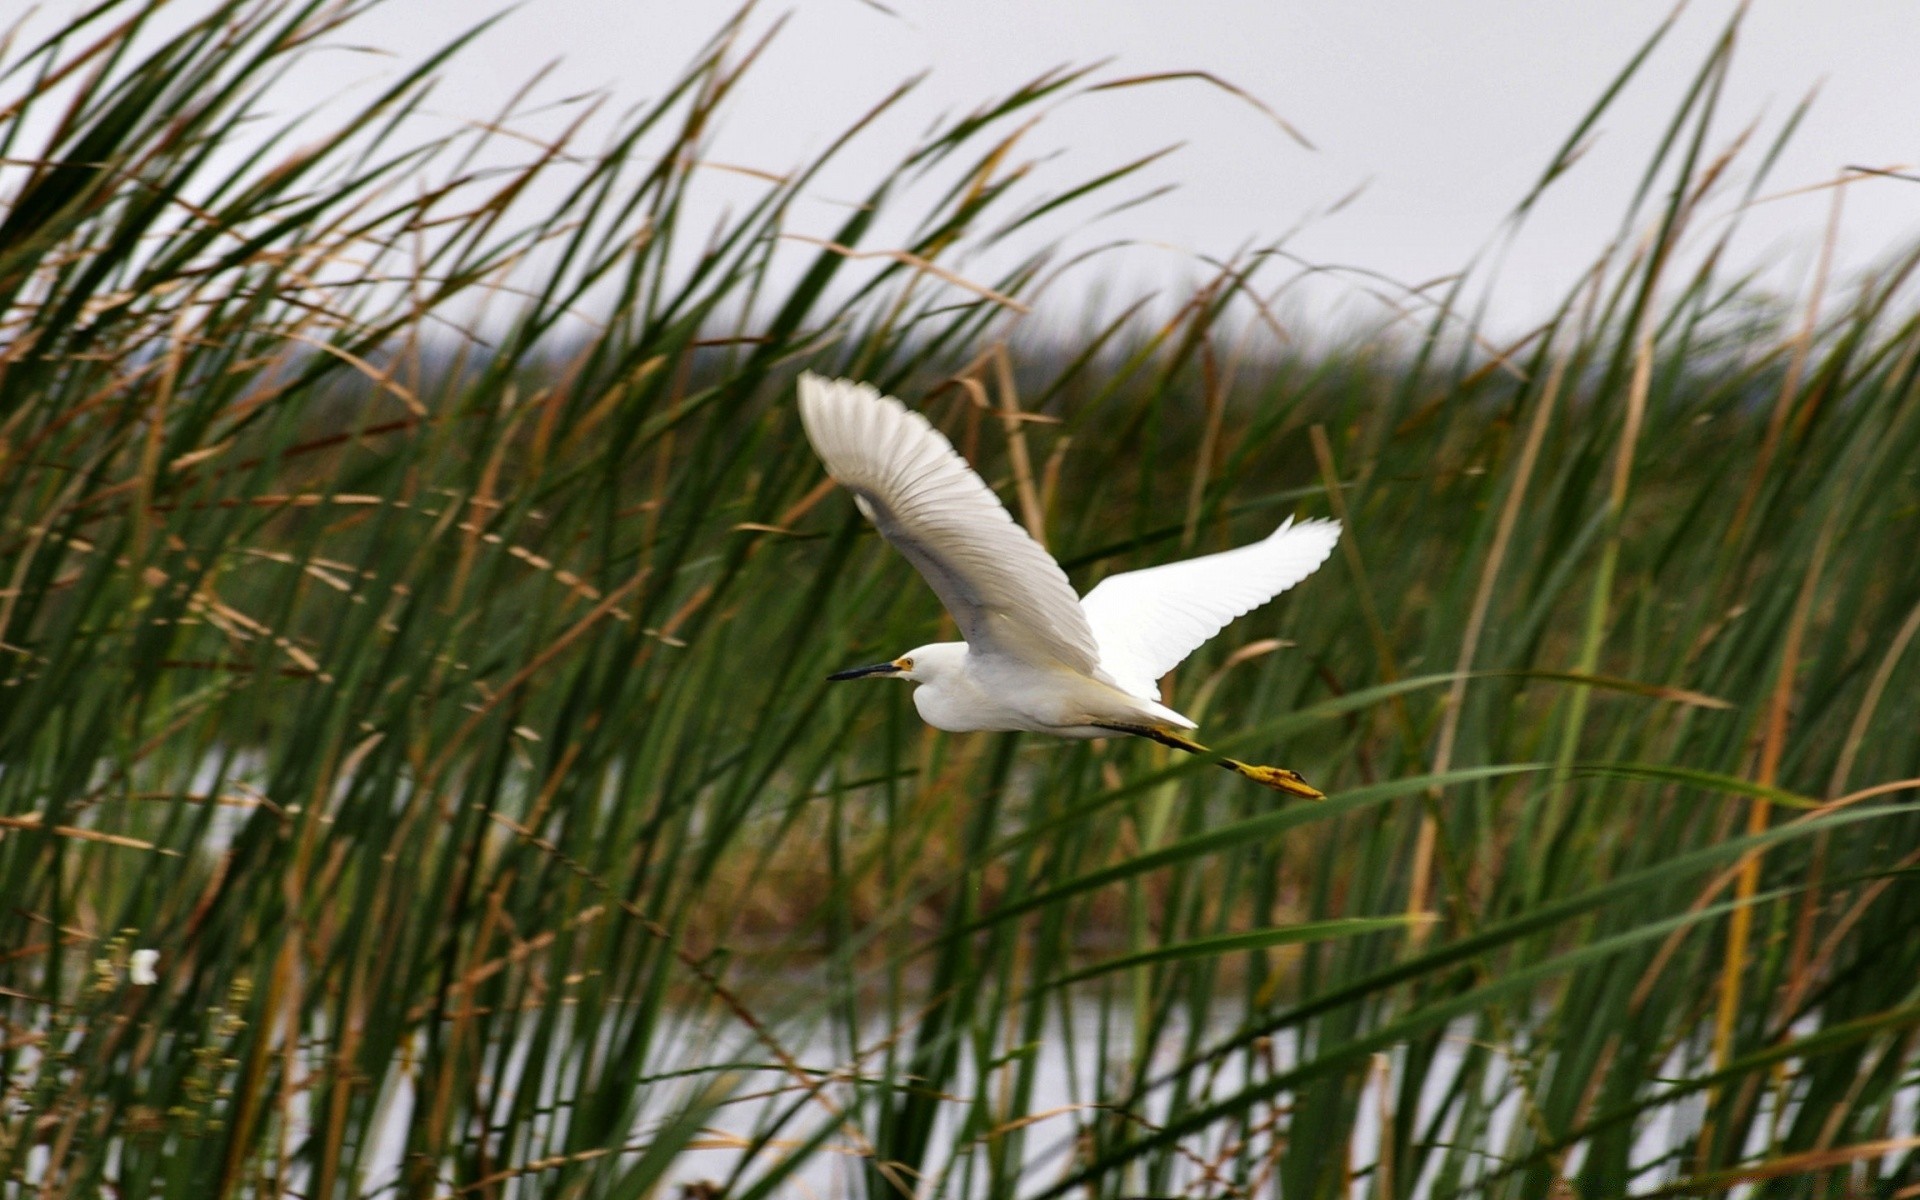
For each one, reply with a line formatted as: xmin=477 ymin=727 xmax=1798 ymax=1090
xmin=20 ymin=1 xmax=1920 ymax=336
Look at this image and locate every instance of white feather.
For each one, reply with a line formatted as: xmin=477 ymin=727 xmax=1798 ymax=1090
xmin=1079 ymin=518 xmax=1341 ymax=700
xmin=796 ymin=373 xmax=1102 ymax=674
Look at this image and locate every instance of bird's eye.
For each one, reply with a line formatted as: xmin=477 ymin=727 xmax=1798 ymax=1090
xmin=899 ymin=658 xmax=913 ymax=671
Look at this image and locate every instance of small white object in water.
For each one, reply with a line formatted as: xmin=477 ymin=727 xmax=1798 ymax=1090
xmin=798 ymin=373 xmax=1339 ymax=796
xmin=129 ymin=949 xmax=159 ymax=986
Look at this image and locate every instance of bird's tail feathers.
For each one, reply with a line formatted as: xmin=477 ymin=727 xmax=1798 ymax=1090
xmin=1139 ymin=696 xmax=1197 ymax=730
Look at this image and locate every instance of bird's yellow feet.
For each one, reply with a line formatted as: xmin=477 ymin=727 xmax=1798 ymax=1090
xmin=1227 ymin=761 xmax=1324 ymax=799
xmin=1099 ymin=722 xmax=1325 ymax=799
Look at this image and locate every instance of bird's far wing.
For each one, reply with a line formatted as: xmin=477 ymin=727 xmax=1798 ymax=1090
xmin=1079 ymin=517 xmax=1340 ymax=700
xmin=797 ymin=374 xmax=1101 ymax=673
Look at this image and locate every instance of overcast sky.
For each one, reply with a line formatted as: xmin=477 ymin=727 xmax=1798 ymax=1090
xmin=23 ymin=1 xmax=1920 ymax=335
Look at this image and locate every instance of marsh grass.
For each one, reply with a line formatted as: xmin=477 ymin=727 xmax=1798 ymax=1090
xmin=2 ymin=2 xmax=1919 ymax=1196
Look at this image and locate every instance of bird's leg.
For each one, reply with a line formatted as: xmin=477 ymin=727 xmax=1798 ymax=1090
xmin=1097 ymin=723 xmax=1324 ymax=799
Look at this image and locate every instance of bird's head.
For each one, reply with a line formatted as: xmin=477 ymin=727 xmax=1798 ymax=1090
xmin=827 ymin=642 xmax=965 ymax=685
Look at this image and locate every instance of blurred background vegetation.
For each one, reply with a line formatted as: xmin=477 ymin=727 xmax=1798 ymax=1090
xmin=2 ymin=1 xmax=1917 ymax=1196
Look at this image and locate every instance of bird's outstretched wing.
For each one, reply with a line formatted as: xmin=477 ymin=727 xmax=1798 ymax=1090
xmin=797 ymin=374 xmax=1101 ymax=673
xmin=1079 ymin=518 xmax=1340 ymax=700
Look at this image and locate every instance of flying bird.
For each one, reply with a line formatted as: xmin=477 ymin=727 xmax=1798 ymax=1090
xmin=799 ymin=373 xmax=1339 ymax=797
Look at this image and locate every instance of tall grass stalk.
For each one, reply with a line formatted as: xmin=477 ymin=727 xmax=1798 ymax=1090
xmin=3 ymin=2 xmax=1918 ymax=1197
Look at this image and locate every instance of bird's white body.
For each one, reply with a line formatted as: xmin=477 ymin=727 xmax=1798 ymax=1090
xmin=798 ymin=373 xmax=1341 ymax=752
xmin=894 ymin=641 xmax=1191 ymax=738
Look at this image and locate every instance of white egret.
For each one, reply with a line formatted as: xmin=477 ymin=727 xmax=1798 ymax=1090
xmin=799 ymin=373 xmax=1339 ymax=797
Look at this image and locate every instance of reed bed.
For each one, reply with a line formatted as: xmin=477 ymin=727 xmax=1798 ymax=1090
xmin=2 ymin=2 xmax=1917 ymax=1196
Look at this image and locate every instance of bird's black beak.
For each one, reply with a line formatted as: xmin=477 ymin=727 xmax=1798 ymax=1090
xmin=827 ymin=660 xmax=905 ymax=682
